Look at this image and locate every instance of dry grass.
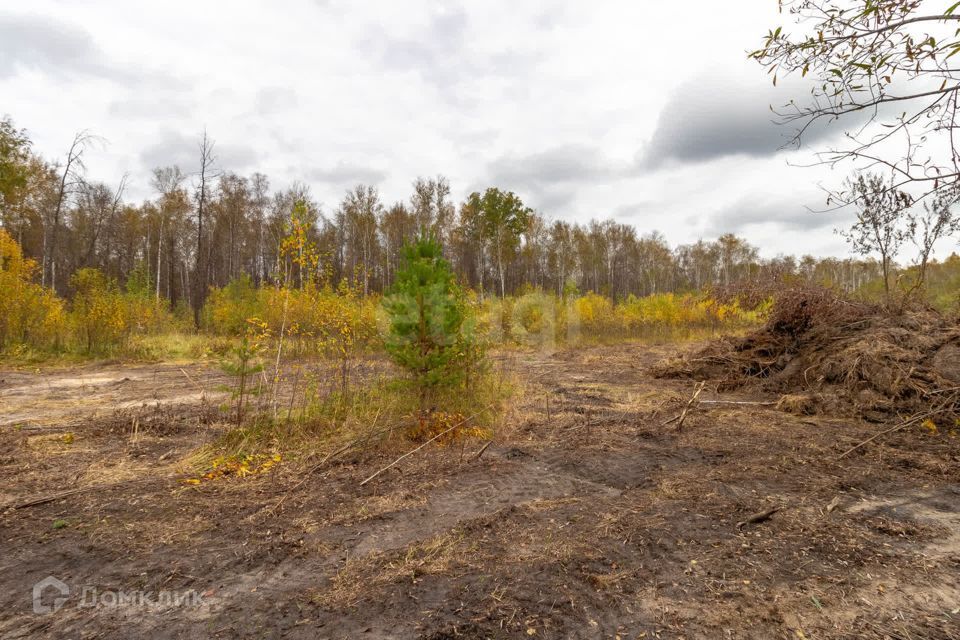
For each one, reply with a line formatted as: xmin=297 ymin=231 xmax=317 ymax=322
xmin=77 ymin=456 xmax=167 ymax=485
xmin=24 ymin=432 xmax=84 ymax=453
xmin=326 ymin=491 xmax=429 ymax=527
xmin=314 ymin=531 xmax=468 ymax=607
xmin=654 ymin=477 xmax=704 ymax=501
xmin=776 ymin=393 xmax=817 ymax=415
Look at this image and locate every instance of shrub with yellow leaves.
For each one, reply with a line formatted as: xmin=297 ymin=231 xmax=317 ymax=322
xmin=616 ymin=292 xmax=764 ymax=339
xmin=509 ymin=291 xmax=557 ymax=348
xmin=68 ymin=268 xmax=129 ymax=353
xmin=204 ymin=273 xmax=261 ymax=335
xmin=472 ymin=289 xmax=767 ymax=346
xmin=204 ymin=277 xmax=377 ymax=359
xmin=0 ymin=229 xmax=66 ymax=351
xmin=574 ymin=292 xmax=618 ymax=337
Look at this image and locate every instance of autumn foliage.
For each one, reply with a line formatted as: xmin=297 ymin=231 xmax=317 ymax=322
xmin=0 ymin=226 xmax=764 ymax=359
xmin=485 ymin=289 xmax=765 ymax=346
xmin=0 ymin=229 xmax=179 ymax=355
xmin=0 ymin=228 xmax=65 ymax=350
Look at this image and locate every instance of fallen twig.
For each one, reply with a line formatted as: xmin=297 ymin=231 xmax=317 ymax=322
xmin=736 ymin=506 xmax=781 ymax=530
xmin=472 ymin=440 xmax=493 ymax=461
xmin=675 ymin=381 xmax=706 ymax=432
xmin=6 ymin=487 xmax=89 ymax=510
xmin=179 ymin=367 xmax=205 ymax=394
xmin=359 ymin=406 xmax=493 ymax=487
xmin=3 ymin=477 xmax=161 ymax=511
xmin=3 ymin=422 xmax=66 ymax=433
xmin=836 ymin=412 xmax=931 ymax=459
xmin=699 ymin=400 xmax=777 ymax=406
xmin=286 ymin=416 xmax=399 ymax=494
xmin=825 ymin=496 xmax=842 ymax=514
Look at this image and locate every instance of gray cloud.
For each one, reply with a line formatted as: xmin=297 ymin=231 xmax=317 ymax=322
xmin=707 ymin=196 xmax=846 ymax=236
xmin=485 ymin=145 xmax=623 ymax=212
xmin=639 ymin=74 xmax=845 ymax=168
xmin=0 ymin=12 xmax=107 ymax=79
xmin=0 ymin=1 xmax=864 ymax=259
xmin=488 ymin=145 xmax=619 ymax=189
xmin=0 ymin=11 xmax=187 ymax=90
xmin=376 ymin=7 xmax=468 ymax=73
xmin=531 ymin=187 xmax=577 ymax=213
xmin=109 ymin=95 xmax=194 ymax=119
xmin=254 ymin=87 xmax=299 ymax=116
xmin=613 ymin=201 xmax=659 ymax=219
xmin=217 ymin=144 xmax=259 ymax=173
xmin=140 ymin=130 xmax=257 ymax=174
xmin=357 ymin=7 xmax=540 ymax=96
xmin=140 ymin=131 xmax=196 ymax=172
xmin=305 ymin=162 xmax=387 ymax=186
xmin=533 ymin=5 xmax=568 ymax=30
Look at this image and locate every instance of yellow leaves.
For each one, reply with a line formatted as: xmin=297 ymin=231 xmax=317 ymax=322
xmin=479 ymin=291 xmax=768 ymax=346
xmin=259 ymin=453 xmax=282 ymax=474
xmin=613 ymin=293 xmax=763 ymax=333
xmin=244 ymin=316 xmax=271 ymax=353
xmin=182 ymin=452 xmax=282 ymax=485
xmin=921 ymin=419 xmax=939 ymax=435
xmin=205 ymin=277 xmax=376 ymax=361
xmin=228 ymin=286 xmax=378 ymax=358
xmin=68 ymin=267 xmax=158 ymax=352
xmin=279 ymin=206 xmax=323 ymax=285
xmin=246 ymin=316 xmax=269 ymax=332
xmin=0 ymin=228 xmax=37 ymax=280
xmin=406 ymin=411 xmax=490 ymax=444
xmin=0 ymin=230 xmax=67 ymax=350
xmin=60 ymin=432 xmax=74 ymax=445
xmin=574 ymin=292 xmax=612 ymax=325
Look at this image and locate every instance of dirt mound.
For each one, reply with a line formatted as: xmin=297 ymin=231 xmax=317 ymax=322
xmin=653 ymin=287 xmax=960 ymax=423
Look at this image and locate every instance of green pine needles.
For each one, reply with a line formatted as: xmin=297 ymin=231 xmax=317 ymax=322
xmin=382 ymin=236 xmax=477 ymax=413
xmin=220 ymin=336 xmax=264 ymax=428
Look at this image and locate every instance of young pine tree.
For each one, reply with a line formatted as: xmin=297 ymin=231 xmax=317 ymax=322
xmin=219 ymin=336 xmax=264 ymax=428
xmin=382 ymin=237 xmax=468 ymax=413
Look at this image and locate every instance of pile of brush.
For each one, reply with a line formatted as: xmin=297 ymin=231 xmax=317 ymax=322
xmin=652 ymin=285 xmax=960 ymax=426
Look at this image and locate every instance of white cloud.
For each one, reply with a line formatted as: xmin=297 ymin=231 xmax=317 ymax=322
xmin=0 ymin=0 xmax=867 ymax=256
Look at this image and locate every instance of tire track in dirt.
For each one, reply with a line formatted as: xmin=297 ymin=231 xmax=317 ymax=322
xmin=0 ymin=365 xmax=230 ymax=428
xmin=348 ymin=450 xmax=623 ymax=557
xmin=200 ymin=441 xmax=647 ymax=619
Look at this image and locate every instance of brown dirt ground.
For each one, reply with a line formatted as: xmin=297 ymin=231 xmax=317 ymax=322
xmin=1 ymin=344 xmax=958 ymax=639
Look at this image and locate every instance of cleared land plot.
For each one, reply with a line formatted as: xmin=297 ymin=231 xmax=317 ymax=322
xmin=1 ymin=344 xmax=958 ymax=639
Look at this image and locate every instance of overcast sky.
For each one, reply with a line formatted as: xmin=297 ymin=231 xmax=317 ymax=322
xmin=1 ymin=0 xmax=858 ymax=258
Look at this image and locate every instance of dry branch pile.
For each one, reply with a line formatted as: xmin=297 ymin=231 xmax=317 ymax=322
xmin=653 ymin=286 xmax=960 ymax=425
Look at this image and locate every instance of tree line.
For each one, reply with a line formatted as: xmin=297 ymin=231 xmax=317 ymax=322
xmin=1 ymin=116 xmax=886 ymax=324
